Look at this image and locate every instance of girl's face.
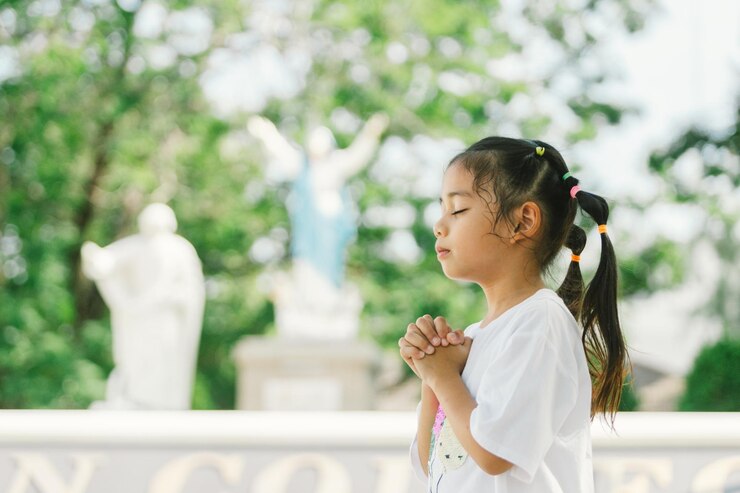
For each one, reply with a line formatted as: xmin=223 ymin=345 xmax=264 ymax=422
xmin=434 ymin=163 xmax=514 ymax=283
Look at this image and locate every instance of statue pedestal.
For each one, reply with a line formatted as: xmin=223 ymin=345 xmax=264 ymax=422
xmin=232 ymin=336 xmax=381 ymax=411
xmin=272 ymin=261 xmax=363 ymax=340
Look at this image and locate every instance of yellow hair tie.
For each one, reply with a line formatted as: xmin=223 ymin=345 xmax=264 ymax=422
xmin=535 ymin=146 xmax=545 ymax=156
xmin=571 ymin=254 xmax=581 ymax=262
xmin=598 ymin=224 xmax=608 ymax=234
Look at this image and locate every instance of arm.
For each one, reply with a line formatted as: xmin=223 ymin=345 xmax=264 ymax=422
xmin=399 ymin=315 xmax=465 ymax=477
xmin=331 ymin=113 xmax=389 ymax=180
xmin=428 ymin=372 xmax=513 ymax=476
xmin=247 ymin=116 xmax=302 ymax=177
xmin=417 ymin=383 xmax=439 ymax=476
xmin=413 ymin=341 xmax=514 ymax=476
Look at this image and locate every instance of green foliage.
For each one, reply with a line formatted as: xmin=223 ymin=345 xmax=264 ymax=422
xmin=645 ymin=108 xmax=740 ymax=338
xmin=619 ymin=375 xmax=639 ymax=412
xmin=0 ymin=0 xmax=653 ymax=408
xmin=680 ymin=338 xmax=740 ymax=411
xmin=619 ymin=240 xmax=686 ymax=297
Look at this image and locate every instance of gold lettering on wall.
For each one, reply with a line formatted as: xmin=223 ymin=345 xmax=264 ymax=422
xmin=251 ymin=453 xmax=352 ymax=493
xmin=7 ymin=453 xmax=103 ymax=493
xmin=593 ymin=457 xmax=672 ymax=493
xmin=148 ymin=452 xmax=244 ymax=493
xmin=691 ymin=455 xmax=740 ymax=493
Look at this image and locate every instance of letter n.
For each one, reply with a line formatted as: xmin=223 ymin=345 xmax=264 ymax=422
xmin=7 ymin=453 xmax=102 ymax=493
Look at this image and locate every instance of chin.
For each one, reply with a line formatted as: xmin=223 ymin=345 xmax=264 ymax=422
xmin=440 ymin=265 xmax=471 ymax=283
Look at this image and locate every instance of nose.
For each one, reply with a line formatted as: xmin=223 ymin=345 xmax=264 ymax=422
xmin=433 ymin=218 xmax=446 ymax=238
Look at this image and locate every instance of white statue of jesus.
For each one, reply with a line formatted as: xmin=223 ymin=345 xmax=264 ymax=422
xmin=81 ymin=203 xmax=205 ymax=409
xmin=248 ymin=113 xmax=388 ymax=339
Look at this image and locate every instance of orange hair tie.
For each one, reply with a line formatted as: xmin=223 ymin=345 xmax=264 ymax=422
xmin=571 ymin=254 xmax=581 ymax=262
xmin=598 ymin=224 xmax=608 ymax=234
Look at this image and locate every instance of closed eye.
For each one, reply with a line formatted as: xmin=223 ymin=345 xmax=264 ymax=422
xmin=451 ymin=209 xmax=468 ymax=216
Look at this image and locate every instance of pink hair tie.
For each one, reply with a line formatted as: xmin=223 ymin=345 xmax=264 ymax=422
xmin=569 ymin=185 xmax=581 ymax=199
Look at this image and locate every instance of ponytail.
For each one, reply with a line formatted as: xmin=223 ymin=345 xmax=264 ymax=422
xmin=557 ymin=163 xmax=630 ymax=423
xmin=556 ymin=225 xmax=586 ymax=319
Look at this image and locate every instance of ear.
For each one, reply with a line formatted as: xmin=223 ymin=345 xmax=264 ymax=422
xmin=509 ymin=201 xmax=542 ymax=243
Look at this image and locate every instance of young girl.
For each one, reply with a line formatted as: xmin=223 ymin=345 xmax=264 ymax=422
xmin=398 ymin=137 xmax=629 ymax=492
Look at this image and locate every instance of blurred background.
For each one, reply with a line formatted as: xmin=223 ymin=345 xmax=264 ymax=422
xmin=0 ymin=0 xmax=738 ymax=414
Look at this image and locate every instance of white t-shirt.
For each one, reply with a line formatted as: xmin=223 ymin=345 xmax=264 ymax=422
xmin=410 ymin=288 xmax=594 ymax=492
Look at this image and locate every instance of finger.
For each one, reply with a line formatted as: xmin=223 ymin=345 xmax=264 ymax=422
xmin=400 ymin=344 xmax=426 ymax=360
xmin=403 ymin=325 xmax=434 ymax=353
xmin=434 ymin=316 xmax=452 ymax=345
xmin=446 ymin=329 xmax=465 ymax=345
xmin=398 ymin=346 xmax=422 ymax=378
xmin=406 ymin=323 xmax=433 ymax=348
xmin=416 ymin=315 xmax=441 ymax=346
xmin=399 ymin=337 xmax=428 ymax=359
xmin=405 ymin=328 xmax=435 ymax=355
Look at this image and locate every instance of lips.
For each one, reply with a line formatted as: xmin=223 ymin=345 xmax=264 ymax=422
xmin=436 ymin=245 xmax=451 ymax=259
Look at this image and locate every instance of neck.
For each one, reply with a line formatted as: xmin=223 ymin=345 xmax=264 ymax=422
xmin=477 ymin=265 xmax=545 ymax=327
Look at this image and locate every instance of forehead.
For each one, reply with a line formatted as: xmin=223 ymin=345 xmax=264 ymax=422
xmin=441 ymin=163 xmax=474 ymax=196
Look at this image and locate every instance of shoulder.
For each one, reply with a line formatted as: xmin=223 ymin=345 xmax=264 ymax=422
xmin=511 ymin=289 xmax=573 ymax=322
xmin=509 ymin=290 xmax=581 ymax=348
xmin=463 ymin=321 xmax=481 ymax=337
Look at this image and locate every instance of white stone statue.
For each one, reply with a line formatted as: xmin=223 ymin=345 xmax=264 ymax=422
xmin=248 ymin=113 xmax=388 ymax=339
xmin=81 ymin=203 xmax=205 ymax=410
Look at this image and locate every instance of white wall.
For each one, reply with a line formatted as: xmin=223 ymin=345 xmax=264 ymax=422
xmin=1 ymin=411 xmax=739 ymax=493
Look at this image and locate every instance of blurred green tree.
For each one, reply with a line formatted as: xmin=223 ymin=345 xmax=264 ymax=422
xmin=643 ymin=107 xmax=739 ymax=410
xmin=647 ymin=109 xmax=739 ymax=336
xmin=0 ymin=0 xmax=654 ymax=408
xmin=680 ymin=338 xmax=740 ymax=411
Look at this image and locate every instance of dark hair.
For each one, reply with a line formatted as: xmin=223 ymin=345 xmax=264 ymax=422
xmin=448 ymin=136 xmax=630 ymax=423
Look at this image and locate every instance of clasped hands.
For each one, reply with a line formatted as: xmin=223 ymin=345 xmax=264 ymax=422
xmin=398 ymin=314 xmax=472 ymax=387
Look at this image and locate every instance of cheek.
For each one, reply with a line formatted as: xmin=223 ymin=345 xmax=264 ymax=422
xmin=460 ymin=220 xmax=496 ymax=250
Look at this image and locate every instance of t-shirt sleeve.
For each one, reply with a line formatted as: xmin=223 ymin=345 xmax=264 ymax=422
xmin=469 ymin=306 xmax=578 ymax=483
xmin=408 ymin=401 xmax=428 ymax=483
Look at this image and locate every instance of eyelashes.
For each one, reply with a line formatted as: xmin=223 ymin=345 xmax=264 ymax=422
xmin=451 ymin=209 xmax=468 ymax=216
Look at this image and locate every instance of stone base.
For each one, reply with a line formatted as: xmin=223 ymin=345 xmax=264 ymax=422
xmin=272 ymin=261 xmax=364 ymax=340
xmin=232 ymin=336 xmax=381 ymax=411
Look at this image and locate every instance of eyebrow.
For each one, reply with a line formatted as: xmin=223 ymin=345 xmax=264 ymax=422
xmin=438 ymin=191 xmax=473 ymax=203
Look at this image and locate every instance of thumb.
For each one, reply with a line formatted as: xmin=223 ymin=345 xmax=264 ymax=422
xmin=446 ymin=330 xmax=465 ymax=345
